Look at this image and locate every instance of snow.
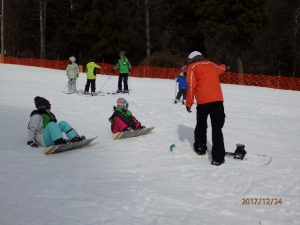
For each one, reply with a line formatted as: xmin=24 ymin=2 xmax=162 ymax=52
xmin=0 ymin=64 xmax=299 ymax=225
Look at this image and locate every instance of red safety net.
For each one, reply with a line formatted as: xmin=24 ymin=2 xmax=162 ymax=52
xmin=2 ymin=57 xmax=300 ymax=91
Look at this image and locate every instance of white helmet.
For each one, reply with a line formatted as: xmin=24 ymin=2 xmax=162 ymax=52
xmin=188 ymin=51 xmax=202 ymax=60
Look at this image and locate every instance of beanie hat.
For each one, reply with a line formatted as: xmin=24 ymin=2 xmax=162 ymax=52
xmin=69 ymin=56 xmax=76 ymax=62
xmin=188 ymin=51 xmax=202 ymax=60
xmin=116 ymin=98 xmax=129 ymax=109
xmin=34 ymin=96 xmax=51 ymax=110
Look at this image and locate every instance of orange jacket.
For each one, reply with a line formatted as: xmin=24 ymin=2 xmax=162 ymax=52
xmin=186 ymin=60 xmax=225 ymax=107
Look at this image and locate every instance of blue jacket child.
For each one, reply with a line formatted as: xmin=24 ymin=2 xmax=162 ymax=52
xmin=175 ymin=65 xmax=188 ymax=104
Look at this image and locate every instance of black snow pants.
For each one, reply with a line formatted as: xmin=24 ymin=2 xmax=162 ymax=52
xmin=176 ymin=88 xmax=187 ymax=100
xmin=85 ymin=79 xmax=96 ymax=93
xmin=194 ymin=101 xmax=226 ymax=162
xmin=118 ymin=73 xmax=129 ymax=91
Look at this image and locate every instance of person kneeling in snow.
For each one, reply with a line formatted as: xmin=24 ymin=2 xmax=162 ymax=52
xmin=109 ymin=98 xmax=144 ymax=133
xmin=27 ymin=96 xmax=85 ymax=147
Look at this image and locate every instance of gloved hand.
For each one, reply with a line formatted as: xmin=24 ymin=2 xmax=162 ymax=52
xmin=186 ymin=106 xmax=192 ymax=113
xmin=27 ymin=141 xmax=39 ymax=148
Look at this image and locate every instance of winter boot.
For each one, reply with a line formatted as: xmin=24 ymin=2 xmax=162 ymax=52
xmin=174 ymin=100 xmax=178 ymax=104
xmin=54 ymin=138 xmax=68 ymax=145
xmin=194 ymin=143 xmax=207 ymax=155
xmin=122 ymin=90 xmax=129 ymax=94
xmin=116 ymin=89 xmax=122 ymax=93
xmin=84 ymin=91 xmax=89 ymax=95
xmin=70 ymin=135 xmax=86 ymax=143
xmin=91 ymin=92 xmax=96 ymax=96
xmin=123 ymin=127 xmax=134 ymax=132
xmin=211 ymin=159 xmax=225 ymax=166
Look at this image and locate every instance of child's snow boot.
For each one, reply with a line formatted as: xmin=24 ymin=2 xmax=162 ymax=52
xmin=71 ymin=135 xmax=86 ymax=142
xmin=54 ymin=138 xmax=68 ymax=145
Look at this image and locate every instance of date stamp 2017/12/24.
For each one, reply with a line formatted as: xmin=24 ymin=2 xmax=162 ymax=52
xmin=241 ymin=198 xmax=283 ymax=205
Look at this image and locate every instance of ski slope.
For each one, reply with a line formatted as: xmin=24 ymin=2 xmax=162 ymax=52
xmin=0 ymin=64 xmax=299 ymax=225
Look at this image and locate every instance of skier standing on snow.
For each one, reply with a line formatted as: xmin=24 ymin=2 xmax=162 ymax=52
xmin=109 ymin=98 xmax=144 ymax=133
xmin=186 ymin=51 xmax=226 ymax=166
xmin=27 ymin=96 xmax=85 ymax=147
xmin=66 ymin=56 xmax=79 ymax=93
xmin=174 ymin=65 xmax=188 ymax=105
xmin=84 ymin=59 xmax=101 ymax=96
xmin=113 ymin=51 xmax=131 ymax=93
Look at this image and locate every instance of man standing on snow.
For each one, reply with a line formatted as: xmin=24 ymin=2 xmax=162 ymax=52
xmin=186 ymin=51 xmax=226 ymax=166
xmin=113 ymin=51 xmax=131 ymax=93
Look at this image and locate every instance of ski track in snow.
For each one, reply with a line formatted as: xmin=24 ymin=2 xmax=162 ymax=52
xmin=0 ymin=64 xmax=299 ymax=225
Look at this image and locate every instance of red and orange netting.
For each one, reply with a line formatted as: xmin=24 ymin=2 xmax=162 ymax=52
xmin=1 ymin=56 xmax=300 ymax=91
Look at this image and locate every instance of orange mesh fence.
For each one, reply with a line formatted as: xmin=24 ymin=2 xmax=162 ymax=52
xmin=3 ymin=57 xmax=68 ymax=70
xmin=2 ymin=57 xmax=300 ymax=91
xmin=220 ymin=72 xmax=300 ymax=91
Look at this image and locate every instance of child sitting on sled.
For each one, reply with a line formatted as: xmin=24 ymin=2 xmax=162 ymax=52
xmin=109 ymin=98 xmax=144 ymax=133
xmin=27 ymin=96 xmax=85 ymax=147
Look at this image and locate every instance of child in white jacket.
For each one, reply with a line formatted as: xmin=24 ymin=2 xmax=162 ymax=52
xmin=66 ymin=56 xmax=79 ymax=93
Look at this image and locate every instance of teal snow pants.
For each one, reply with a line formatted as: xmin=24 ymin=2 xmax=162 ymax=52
xmin=43 ymin=121 xmax=78 ymax=146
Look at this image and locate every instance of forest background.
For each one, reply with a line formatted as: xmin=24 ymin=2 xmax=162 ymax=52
xmin=2 ymin=0 xmax=300 ymax=77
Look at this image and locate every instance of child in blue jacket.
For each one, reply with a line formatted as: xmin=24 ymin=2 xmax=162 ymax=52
xmin=174 ymin=65 xmax=187 ymax=105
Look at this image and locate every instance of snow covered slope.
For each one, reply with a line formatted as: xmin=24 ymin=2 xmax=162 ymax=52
xmin=0 ymin=64 xmax=299 ymax=225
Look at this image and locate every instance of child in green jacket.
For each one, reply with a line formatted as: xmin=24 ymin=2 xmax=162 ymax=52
xmin=113 ymin=51 xmax=131 ymax=93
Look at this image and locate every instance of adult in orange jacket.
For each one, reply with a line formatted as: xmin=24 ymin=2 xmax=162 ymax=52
xmin=186 ymin=51 xmax=226 ymax=166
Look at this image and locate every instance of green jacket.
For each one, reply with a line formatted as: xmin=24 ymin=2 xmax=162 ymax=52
xmin=113 ymin=56 xmax=131 ymax=74
xmin=86 ymin=62 xmax=101 ymax=80
xmin=109 ymin=107 xmax=132 ymax=123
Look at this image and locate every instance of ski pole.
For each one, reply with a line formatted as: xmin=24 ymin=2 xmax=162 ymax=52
xmin=99 ymin=75 xmax=111 ymax=93
xmin=128 ymin=73 xmax=130 ymax=95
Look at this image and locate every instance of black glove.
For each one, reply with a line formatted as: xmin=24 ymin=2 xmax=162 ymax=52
xmin=27 ymin=141 xmax=39 ymax=148
xmin=186 ymin=106 xmax=192 ymax=113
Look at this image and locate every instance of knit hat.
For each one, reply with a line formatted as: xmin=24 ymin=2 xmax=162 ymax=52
xmin=188 ymin=51 xmax=202 ymax=60
xmin=69 ymin=56 xmax=76 ymax=62
xmin=34 ymin=96 xmax=51 ymax=110
xmin=116 ymin=98 xmax=129 ymax=109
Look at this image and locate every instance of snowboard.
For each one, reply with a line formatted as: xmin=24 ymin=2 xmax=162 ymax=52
xmin=225 ymin=152 xmax=272 ymax=166
xmin=113 ymin=127 xmax=154 ymax=140
xmin=44 ymin=136 xmax=97 ymax=155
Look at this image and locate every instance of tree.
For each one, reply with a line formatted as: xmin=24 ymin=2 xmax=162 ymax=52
xmin=39 ymin=0 xmax=46 ymax=59
xmin=195 ymin=0 xmax=267 ymax=73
